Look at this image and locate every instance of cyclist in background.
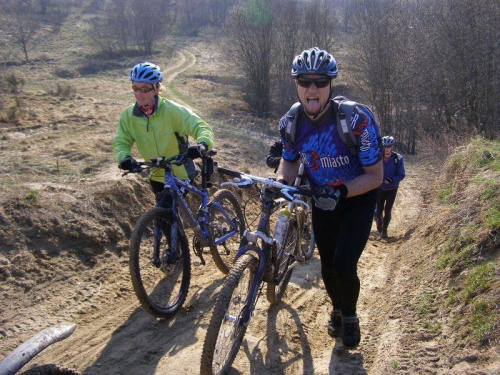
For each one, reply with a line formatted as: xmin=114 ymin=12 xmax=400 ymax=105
xmin=112 ymin=62 xmax=214 ymax=195
xmin=374 ymin=136 xmax=406 ymax=238
xmin=276 ymin=47 xmax=383 ymax=347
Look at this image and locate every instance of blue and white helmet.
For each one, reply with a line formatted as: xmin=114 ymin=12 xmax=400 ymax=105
xmin=382 ymin=136 xmax=395 ymax=146
xmin=291 ymin=47 xmax=338 ymax=78
xmin=129 ymin=62 xmax=162 ymax=84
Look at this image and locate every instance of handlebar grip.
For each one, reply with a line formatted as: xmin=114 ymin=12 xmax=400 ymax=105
xmin=217 ymin=167 xmax=242 ymax=178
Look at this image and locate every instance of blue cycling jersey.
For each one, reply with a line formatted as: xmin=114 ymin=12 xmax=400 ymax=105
xmin=279 ymin=105 xmax=381 ymax=189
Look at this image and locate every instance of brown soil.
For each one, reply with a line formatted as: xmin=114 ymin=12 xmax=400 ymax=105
xmin=1 ymin=36 xmax=498 ymax=375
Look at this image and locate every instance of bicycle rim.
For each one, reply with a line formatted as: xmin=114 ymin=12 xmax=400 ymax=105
xmin=129 ymin=207 xmax=191 ymax=318
xmin=201 ymin=253 xmax=258 ymax=375
xmin=209 ymin=189 xmax=245 ymax=274
xmin=267 ymin=221 xmax=299 ymax=304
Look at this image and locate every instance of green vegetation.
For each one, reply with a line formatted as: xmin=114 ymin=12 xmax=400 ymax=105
xmin=422 ymin=320 xmax=441 ymax=334
xmin=416 ymin=292 xmax=435 ymax=316
xmin=19 ymin=189 xmax=40 ymax=208
xmin=430 ymin=137 xmax=500 ymax=346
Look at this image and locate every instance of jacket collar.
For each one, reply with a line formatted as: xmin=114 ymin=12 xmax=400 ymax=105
xmin=132 ymin=95 xmax=160 ymax=117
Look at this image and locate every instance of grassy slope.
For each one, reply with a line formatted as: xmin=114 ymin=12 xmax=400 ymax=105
xmin=417 ymin=138 xmax=499 ymax=348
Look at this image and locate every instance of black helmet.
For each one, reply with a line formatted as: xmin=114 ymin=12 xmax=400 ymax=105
xmin=291 ymin=47 xmax=338 ymax=78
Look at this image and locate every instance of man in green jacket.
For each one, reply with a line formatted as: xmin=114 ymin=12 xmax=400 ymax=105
xmin=113 ymin=62 xmax=214 ymax=193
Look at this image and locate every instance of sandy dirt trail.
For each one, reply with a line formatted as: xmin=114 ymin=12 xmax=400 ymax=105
xmin=3 ymin=158 xmax=425 ymax=375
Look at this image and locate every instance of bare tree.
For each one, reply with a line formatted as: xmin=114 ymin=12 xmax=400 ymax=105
xmin=1 ymin=0 xmax=41 ymax=63
xmin=271 ymin=0 xmax=300 ymax=113
xmin=224 ymin=0 xmax=274 ymax=117
xmin=130 ymin=0 xmax=171 ymax=53
xmin=299 ymin=0 xmax=336 ymax=51
xmin=209 ymin=0 xmax=239 ymax=26
xmin=175 ymin=0 xmax=210 ymax=35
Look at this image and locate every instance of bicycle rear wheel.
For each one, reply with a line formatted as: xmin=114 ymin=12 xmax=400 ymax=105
xmin=129 ymin=207 xmax=190 ymax=318
xmin=201 ymin=253 xmax=258 ymax=375
xmin=209 ymin=189 xmax=245 ymax=274
xmin=267 ymin=220 xmax=299 ymax=304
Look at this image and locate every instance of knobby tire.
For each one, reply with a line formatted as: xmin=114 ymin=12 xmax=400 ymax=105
xmin=200 ymin=253 xmax=258 ymax=375
xmin=20 ymin=364 xmax=81 ymax=375
xmin=129 ymin=207 xmax=190 ymax=318
xmin=266 ymin=220 xmax=299 ymax=304
xmin=302 ymin=231 xmax=315 ymax=260
xmin=209 ymin=189 xmax=245 ymax=274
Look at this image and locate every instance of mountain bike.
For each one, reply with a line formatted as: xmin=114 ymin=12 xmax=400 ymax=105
xmin=200 ymin=167 xmax=315 ymax=374
xmin=243 ymin=162 xmax=315 ymax=260
xmin=123 ymin=150 xmax=245 ymax=318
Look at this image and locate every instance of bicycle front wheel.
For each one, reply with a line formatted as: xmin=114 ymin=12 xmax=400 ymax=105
xmin=299 ymin=201 xmax=315 ymax=260
xmin=302 ymin=227 xmax=315 ymax=261
xmin=209 ymin=189 xmax=245 ymax=274
xmin=201 ymin=253 xmax=258 ymax=375
xmin=267 ymin=220 xmax=299 ymax=304
xmin=129 ymin=207 xmax=191 ymax=318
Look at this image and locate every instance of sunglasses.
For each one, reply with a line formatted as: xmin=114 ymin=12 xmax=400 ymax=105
xmin=131 ymin=85 xmax=155 ymax=93
xmin=297 ymin=78 xmax=331 ymax=89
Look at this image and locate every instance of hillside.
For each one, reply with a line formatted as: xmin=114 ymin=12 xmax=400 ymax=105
xmin=0 ymin=11 xmax=499 ymax=375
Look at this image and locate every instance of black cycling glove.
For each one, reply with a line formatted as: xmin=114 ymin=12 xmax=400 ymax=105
xmin=187 ymin=143 xmax=208 ymax=159
xmin=119 ymin=156 xmax=138 ymax=171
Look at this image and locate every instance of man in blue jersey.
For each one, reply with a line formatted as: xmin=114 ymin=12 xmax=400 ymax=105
xmin=276 ymin=47 xmax=383 ymax=347
xmin=375 ymin=136 xmax=406 ymax=238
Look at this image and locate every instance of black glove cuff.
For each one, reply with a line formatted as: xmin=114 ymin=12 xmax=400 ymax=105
xmin=337 ymin=184 xmax=348 ymax=199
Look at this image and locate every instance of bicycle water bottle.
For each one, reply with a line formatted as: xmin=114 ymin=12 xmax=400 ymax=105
xmin=274 ymin=206 xmax=291 ymax=250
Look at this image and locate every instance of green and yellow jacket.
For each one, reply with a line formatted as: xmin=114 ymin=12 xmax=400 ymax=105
xmin=113 ymin=96 xmax=214 ymax=183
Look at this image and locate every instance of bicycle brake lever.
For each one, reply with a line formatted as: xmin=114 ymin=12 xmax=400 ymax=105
xmin=282 ymin=189 xmax=294 ymax=201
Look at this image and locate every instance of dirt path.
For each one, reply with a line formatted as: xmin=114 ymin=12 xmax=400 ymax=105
xmin=0 ymin=158 xmax=429 ymax=375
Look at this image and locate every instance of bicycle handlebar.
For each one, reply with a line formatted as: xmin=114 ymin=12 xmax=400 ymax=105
xmin=217 ymin=166 xmax=312 ymax=208
xmin=122 ymin=149 xmax=217 ymax=176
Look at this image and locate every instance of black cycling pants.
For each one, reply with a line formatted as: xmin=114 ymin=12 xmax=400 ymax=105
xmin=312 ymin=189 xmax=377 ymax=316
xmin=376 ymin=188 xmax=398 ymax=230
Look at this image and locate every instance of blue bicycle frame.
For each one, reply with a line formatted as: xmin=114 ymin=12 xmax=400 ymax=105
xmin=152 ymin=157 xmax=240 ymax=265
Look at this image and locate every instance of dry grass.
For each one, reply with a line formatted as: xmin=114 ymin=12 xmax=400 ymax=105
xmin=419 ymin=137 xmax=500 ymax=346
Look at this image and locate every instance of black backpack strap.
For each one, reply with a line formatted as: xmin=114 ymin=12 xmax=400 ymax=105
xmin=391 ymin=151 xmax=399 ymax=165
xmin=334 ymin=97 xmax=358 ymax=156
xmin=284 ymin=102 xmax=302 ymax=146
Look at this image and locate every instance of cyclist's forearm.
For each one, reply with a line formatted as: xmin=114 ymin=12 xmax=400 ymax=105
xmin=277 ymin=159 xmax=300 ymax=185
xmin=345 ymin=160 xmax=383 ymax=197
